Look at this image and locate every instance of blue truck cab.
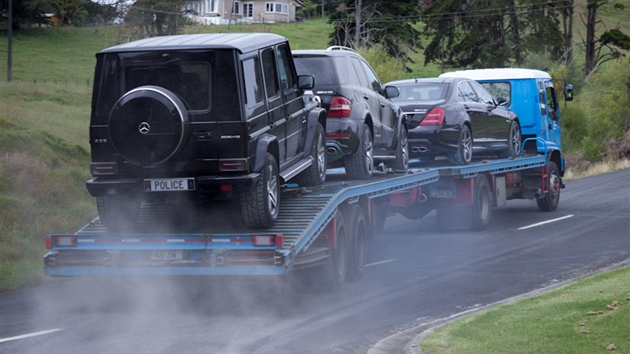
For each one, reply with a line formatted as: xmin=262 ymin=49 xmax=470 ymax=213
xmin=440 ymin=68 xmax=573 ymax=176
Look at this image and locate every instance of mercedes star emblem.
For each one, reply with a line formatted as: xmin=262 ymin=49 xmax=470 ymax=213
xmin=138 ymin=122 xmax=151 ymax=135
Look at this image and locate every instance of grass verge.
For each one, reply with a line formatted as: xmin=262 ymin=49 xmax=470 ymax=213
xmin=420 ymin=265 xmax=630 ymax=354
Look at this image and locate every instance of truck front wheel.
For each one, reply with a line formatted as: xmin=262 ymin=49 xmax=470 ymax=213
xmin=537 ymin=161 xmax=561 ymax=212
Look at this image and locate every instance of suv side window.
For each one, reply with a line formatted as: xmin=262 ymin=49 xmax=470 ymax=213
xmin=349 ymin=57 xmax=368 ymax=87
xmin=458 ymin=81 xmax=478 ymax=103
xmin=262 ymin=48 xmax=280 ymax=99
xmin=242 ymin=56 xmax=263 ymax=108
xmin=360 ymin=59 xmax=382 ymax=92
xmin=276 ymin=44 xmax=295 ymax=91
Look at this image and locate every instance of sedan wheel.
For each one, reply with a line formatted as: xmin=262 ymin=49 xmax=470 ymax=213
xmin=449 ymin=125 xmax=472 ymax=165
xmin=504 ymin=121 xmax=522 ymax=158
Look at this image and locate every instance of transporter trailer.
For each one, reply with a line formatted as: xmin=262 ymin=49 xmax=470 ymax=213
xmin=44 ymin=152 xmax=563 ymax=287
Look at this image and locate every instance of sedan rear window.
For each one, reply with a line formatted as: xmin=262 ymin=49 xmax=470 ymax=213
xmin=392 ymin=83 xmax=448 ymax=102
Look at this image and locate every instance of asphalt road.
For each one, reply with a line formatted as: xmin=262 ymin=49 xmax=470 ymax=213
xmin=1 ymin=169 xmax=629 ymax=354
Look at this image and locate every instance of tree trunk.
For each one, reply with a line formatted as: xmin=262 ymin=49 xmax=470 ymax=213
xmin=585 ymin=0 xmax=598 ymax=76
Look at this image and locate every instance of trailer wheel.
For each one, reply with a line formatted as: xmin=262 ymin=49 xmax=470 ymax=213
xmin=537 ymin=161 xmax=560 ymax=212
xmin=346 ymin=204 xmax=367 ymax=281
xmin=97 ymin=195 xmax=140 ymax=231
xmin=471 ymin=174 xmax=492 ymax=231
xmin=295 ymin=123 xmax=326 ymax=187
xmin=321 ymin=210 xmax=348 ymax=290
xmin=240 ymin=153 xmax=280 ymax=228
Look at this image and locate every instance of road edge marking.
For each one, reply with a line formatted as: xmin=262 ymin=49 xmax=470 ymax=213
xmin=0 ymin=328 xmax=65 ymax=344
xmin=518 ymin=214 xmax=574 ymax=231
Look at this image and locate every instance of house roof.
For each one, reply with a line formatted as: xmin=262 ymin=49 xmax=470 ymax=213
xmin=99 ymin=33 xmax=288 ymax=54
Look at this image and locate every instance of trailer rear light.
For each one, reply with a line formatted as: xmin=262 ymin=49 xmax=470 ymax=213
xmin=252 ymin=235 xmax=283 ymax=247
xmin=327 ymin=96 xmax=352 ymax=118
xmin=219 ymin=159 xmax=247 ymax=172
xmin=420 ymin=107 xmax=445 ymax=126
xmin=220 ymin=184 xmax=233 ymax=192
xmin=47 ymin=235 xmax=77 ymax=248
xmin=90 ymin=162 xmax=118 ymax=176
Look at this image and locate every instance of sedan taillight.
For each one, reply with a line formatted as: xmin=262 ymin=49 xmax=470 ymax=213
xmin=420 ymin=107 xmax=445 ymax=126
xmin=327 ymin=96 xmax=352 ymax=118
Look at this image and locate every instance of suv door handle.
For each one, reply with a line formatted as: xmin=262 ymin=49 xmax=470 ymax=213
xmin=363 ymin=94 xmax=370 ymax=100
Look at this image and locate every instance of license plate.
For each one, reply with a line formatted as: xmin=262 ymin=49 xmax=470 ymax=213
xmin=144 ymin=178 xmax=195 ymax=192
xmin=149 ymin=250 xmax=184 ymax=261
xmin=429 ymin=185 xmax=456 ymax=199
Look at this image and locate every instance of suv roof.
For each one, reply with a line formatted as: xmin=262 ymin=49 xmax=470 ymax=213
xmin=99 ymin=33 xmax=288 ymax=53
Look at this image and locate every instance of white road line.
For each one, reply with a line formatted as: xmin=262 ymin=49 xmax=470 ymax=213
xmin=517 ymin=214 xmax=575 ymax=231
xmin=366 ymin=259 xmax=398 ymax=267
xmin=0 ymin=328 xmax=65 ymax=344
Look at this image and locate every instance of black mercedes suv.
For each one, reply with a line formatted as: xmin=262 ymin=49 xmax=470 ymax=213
xmin=292 ymin=46 xmax=408 ymax=179
xmin=86 ymin=33 xmax=327 ymax=229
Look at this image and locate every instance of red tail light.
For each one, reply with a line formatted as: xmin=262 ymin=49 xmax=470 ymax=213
xmin=327 ymin=97 xmax=352 ymax=118
xmin=420 ymin=107 xmax=445 ymax=125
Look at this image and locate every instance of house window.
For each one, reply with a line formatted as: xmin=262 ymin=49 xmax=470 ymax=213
xmin=206 ymin=0 xmax=217 ymax=13
xmin=232 ymin=1 xmax=240 ymax=15
xmin=243 ymin=3 xmax=254 ymax=17
xmin=265 ymin=2 xmax=288 ymax=14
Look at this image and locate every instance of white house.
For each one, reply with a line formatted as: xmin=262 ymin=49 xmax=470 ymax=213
xmin=184 ymin=0 xmax=304 ymax=25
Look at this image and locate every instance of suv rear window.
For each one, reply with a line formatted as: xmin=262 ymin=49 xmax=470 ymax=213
xmin=294 ymin=56 xmax=338 ymax=86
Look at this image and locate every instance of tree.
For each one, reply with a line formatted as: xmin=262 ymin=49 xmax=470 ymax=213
xmin=421 ymin=0 xmax=564 ymax=69
xmin=125 ymin=0 xmax=190 ymax=37
xmin=329 ymin=0 xmax=422 ymax=71
xmin=579 ymin=0 xmax=630 ymax=77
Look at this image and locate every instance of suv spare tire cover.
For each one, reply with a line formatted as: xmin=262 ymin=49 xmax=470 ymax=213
xmin=109 ymin=85 xmax=189 ymax=166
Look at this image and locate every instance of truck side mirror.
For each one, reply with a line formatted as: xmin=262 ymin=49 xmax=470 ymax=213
xmin=564 ymin=84 xmax=573 ymax=102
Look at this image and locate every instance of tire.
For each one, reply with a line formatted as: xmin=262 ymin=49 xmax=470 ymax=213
xmin=320 ymin=209 xmax=348 ymax=290
xmin=240 ymin=153 xmax=280 ymax=228
xmin=346 ymin=204 xmax=367 ymax=282
xmin=504 ymin=120 xmax=522 ymax=158
xmin=371 ymin=202 xmax=388 ymax=238
xmin=471 ymin=174 xmax=492 ymax=231
xmin=109 ymin=86 xmax=189 ymax=166
xmin=345 ymin=124 xmax=373 ymax=179
xmin=97 ymin=195 xmax=141 ymax=231
xmin=392 ymin=126 xmax=409 ymax=171
xmin=449 ymin=124 xmax=472 ymax=165
xmin=537 ymin=161 xmax=561 ymax=212
xmin=295 ymin=123 xmax=326 ymax=187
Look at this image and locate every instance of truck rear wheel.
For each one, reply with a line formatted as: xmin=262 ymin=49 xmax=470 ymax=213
xmin=346 ymin=204 xmax=367 ymax=281
xmin=471 ymin=173 xmax=492 ymax=231
xmin=537 ymin=161 xmax=561 ymax=212
xmin=437 ymin=174 xmax=491 ymax=231
xmin=320 ymin=209 xmax=348 ymax=290
xmin=240 ymin=153 xmax=280 ymax=228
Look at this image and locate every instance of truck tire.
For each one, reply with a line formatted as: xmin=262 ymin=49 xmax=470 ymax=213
xmin=471 ymin=173 xmax=492 ymax=231
xmin=97 ymin=195 xmax=140 ymax=231
xmin=392 ymin=126 xmax=409 ymax=171
xmin=346 ymin=204 xmax=367 ymax=281
xmin=345 ymin=124 xmax=373 ymax=179
xmin=449 ymin=124 xmax=472 ymax=165
xmin=295 ymin=123 xmax=326 ymax=187
xmin=240 ymin=153 xmax=280 ymax=228
xmin=320 ymin=209 xmax=348 ymax=290
xmin=537 ymin=161 xmax=561 ymax=212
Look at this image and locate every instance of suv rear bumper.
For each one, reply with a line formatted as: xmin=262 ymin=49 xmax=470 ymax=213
xmin=86 ymin=173 xmax=260 ymax=197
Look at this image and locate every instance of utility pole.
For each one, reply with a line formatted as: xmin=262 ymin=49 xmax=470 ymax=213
xmin=7 ymin=0 xmax=13 ymax=82
xmin=355 ymin=0 xmax=361 ymax=48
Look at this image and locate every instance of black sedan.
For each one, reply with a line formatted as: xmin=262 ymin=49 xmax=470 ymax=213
xmin=386 ymin=77 xmax=521 ymax=165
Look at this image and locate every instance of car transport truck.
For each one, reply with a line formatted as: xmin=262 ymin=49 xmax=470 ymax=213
xmin=44 ymin=61 xmax=573 ymax=288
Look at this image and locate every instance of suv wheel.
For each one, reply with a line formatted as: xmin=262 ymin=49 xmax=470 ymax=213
xmin=109 ymin=86 xmax=189 ymax=166
xmin=97 ymin=195 xmax=140 ymax=231
xmin=345 ymin=124 xmax=373 ymax=179
xmin=392 ymin=127 xmax=409 ymax=171
xmin=241 ymin=153 xmax=280 ymax=228
xmin=295 ymin=123 xmax=326 ymax=187
xmin=449 ymin=124 xmax=473 ymax=165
